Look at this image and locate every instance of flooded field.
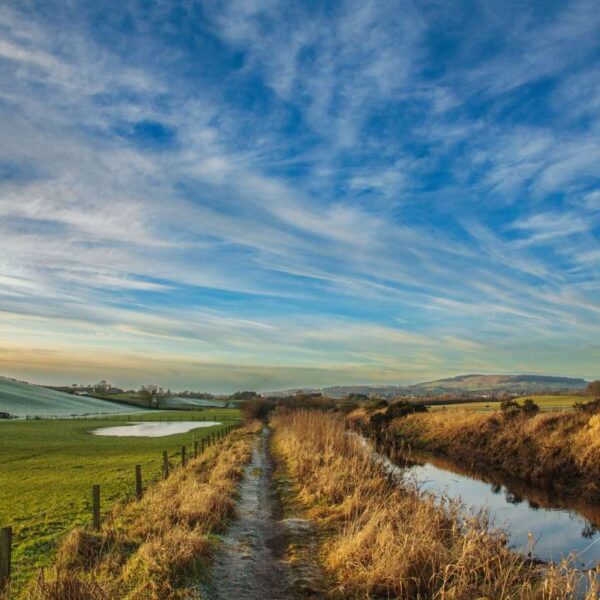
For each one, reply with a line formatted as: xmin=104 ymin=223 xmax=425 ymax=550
xmin=92 ymin=421 xmax=221 ymax=437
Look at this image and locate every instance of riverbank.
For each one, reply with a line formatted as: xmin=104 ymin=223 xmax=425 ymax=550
xmin=271 ymin=410 xmax=596 ymax=599
xmin=386 ymin=409 xmax=600 ymax=500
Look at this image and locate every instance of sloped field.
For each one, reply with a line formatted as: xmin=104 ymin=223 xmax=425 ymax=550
xmin=0 ymin=377 xmax=146 ymax=417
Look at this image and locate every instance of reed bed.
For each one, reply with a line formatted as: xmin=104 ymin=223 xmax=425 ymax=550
xmin=22 ymin=422 xmax=261 ymax=600
xmin=271 ymin=410 xmax=598 ymax=599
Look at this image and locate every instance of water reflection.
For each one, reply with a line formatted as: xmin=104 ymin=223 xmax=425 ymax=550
xmin=399 ymin=452 xmax=600 ymax=568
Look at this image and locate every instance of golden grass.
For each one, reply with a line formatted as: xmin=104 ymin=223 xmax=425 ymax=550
xmin=391 ymin=409 xmax=600 ymax=497
xmin=23 ymin=422 xmax=261 ymax=600
xmin=271 ymin=410 xmax=598 ymax=599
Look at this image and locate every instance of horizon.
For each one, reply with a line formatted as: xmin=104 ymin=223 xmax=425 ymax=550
xmin=1 ymin=0 xmax=599 ymax=390
xmin=1 ymin=370 xmax=592 ymax=396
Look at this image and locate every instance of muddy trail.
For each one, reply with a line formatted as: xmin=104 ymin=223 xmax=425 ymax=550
xmin=201 ymin=427 xmax=324 ymax=600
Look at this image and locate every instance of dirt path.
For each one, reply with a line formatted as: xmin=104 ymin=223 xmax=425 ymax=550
xmin=201 ymin=426 xmax=307 ymax=600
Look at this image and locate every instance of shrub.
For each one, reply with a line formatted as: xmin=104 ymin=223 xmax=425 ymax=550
xmin=574 ymin=398 xmax=600 ymax=413
xmin=521 ymin=399 xmax=540 ymax=415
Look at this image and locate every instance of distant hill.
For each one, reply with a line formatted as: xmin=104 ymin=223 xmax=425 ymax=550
xmin=407 ymin=374 xmax=588 ymax=395
xmin=270 ymin=374 xmax=589 ymax=399
xmin=0 ymin=377 xmax=149 ymax=417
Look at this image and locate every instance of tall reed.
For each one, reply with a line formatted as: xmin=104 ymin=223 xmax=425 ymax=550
xmin=272 ymin=410 xmax=598 ymax=599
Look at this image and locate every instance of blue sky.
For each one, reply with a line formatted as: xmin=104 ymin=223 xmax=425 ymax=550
xmin=0 ymin=0 xmax=599 ymax=391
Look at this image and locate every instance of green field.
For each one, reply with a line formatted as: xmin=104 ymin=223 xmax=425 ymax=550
xmin=429 ymin=394 xmax=584 ymax=412
xmin=0 ymin=409 xmax=242 ymax=592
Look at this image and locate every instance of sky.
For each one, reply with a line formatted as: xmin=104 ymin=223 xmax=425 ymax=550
xmin=0 ymin=0 xmax=599 ymax=392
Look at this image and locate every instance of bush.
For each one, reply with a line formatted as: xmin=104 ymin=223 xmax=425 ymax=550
xmin=501 ymin=399 xmax=539 ymax=417
xmin=574 ymin=398 xmax=600 ymax=414
xmin=241 ymin=398 xmax=275 ymax=420
xmin=369 ymin=401 xmax=427 ymax=429
xmin=521 ymin=399 xmax=540 ymax=415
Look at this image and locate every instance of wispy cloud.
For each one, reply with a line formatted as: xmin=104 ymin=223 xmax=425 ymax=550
xmin=0 ymin=0 xmax=598 ymax=389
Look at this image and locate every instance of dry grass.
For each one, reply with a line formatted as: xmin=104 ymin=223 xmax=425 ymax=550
xmin=24 ymin=422 xmax=261 ymax=600
xmin=390 ymin=409 xmax=600 ymax=497
xmin=271 ymin=410 xmax=598 ymax=599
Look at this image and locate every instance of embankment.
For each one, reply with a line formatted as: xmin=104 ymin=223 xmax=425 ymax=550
xmin=270 ymin=410 xmax=597 ymax=599
xmin=387 ymin=409 xmax=600 ymax=500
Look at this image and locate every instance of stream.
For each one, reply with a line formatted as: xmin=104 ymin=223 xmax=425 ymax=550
xmin=395 ymin=451 xmax=600 ymax=569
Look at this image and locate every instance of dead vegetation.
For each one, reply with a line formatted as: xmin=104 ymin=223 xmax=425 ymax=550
xmin=24 ymin=422 xmax=260 ymax=600
xmin=271 ymin=410 xmax=599 ymax=599
xmin=389 ymin=409 xmax=600 ymax=498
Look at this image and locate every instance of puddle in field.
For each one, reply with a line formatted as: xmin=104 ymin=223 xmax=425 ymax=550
xmin=91 ymin=421 xmax=221 ymax=437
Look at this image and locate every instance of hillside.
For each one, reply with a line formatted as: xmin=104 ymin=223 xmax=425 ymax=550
xmin=0 ymin=377 xmax=148 ymax=417
xmin=410 ymin=374 xmax=588 ymax=394
xmin=279 ymin=374 xmax=589 ymax=399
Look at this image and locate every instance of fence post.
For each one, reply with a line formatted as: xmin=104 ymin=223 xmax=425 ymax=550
xmin=92 ymin=485 xmax=100 ymax=531
xmin=212 ymin=432 xmax=215 ymax=445
xmin=194 ymin=440 xmax=198 ymax=458
xmin=181 ymin=445 xmax=186 ymax=467
xmin=201 ymin=438 xmax=205 ymax=453
xmin=162 ymin=451 xmax=169 ymax=479
xmin=135 ymin=465 xmax=142 ymax=501
xmin=0 ymin=527 xmax=12 ymax=592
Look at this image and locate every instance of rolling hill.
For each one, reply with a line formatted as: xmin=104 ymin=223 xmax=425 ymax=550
xmin=274 ymin=374 xmax=589 ymax=399
xmin=0 ymin=377 xmax=149 ymax=417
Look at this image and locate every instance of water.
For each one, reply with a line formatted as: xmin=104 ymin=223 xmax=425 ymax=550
xmin=399 ymin=452 xmax=600 ymax=568
xmin=91 ymin=421 xmax=221 ymax=437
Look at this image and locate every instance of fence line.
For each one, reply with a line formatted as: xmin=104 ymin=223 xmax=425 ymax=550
xmin=0 ymin=422 xmax=242 ymax=593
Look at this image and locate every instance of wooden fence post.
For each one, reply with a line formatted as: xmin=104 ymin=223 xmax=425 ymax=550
xmin=181 ymin=445 xmax=186 ymax=467
xmin=92 ymin=485 xmax=100 ymax=531
xmin=194 ymin=440 xmax=198 ymax=458
xmin=0 ymin=527 xmax=12 ymax=592
xmin=162 ymin=451 xmax=169 ymax=479
xmin=135 ymin=465 xmax=142 ymax=501
xmin=212 ymin=432 xmax=215 ymax=445
xmin=201 ymin=438 xmax=205 ymax=453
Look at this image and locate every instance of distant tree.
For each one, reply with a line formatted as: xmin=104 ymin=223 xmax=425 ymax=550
xmin=347 ymin=393 xmax=369 ymax=402
xmin=231 ymin=391 xmax=260 ymax=401
xmin=93 ymin=380 xmax=110 ymax=393
xmin=586 ymin=381 xmax=600 ymax=398
xmin=139 ymin=384 xmax=160 ymax=407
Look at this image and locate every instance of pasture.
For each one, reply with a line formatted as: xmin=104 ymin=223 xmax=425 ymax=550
xmin=0 ymin=409 xmax=241 ymax=592
xmin=428 ymin=394 xmax=583 ymax=412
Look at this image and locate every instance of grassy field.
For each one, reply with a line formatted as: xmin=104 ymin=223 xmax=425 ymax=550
xmin=429 ymin=394 xmax=583 ymax=412
xmin=0 ymin=409 xmax=242 ymax=592
xmin=29 ymin=422 xmax=259 ymax=600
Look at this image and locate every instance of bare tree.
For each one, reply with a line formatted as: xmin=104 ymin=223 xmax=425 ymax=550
xmin=139 ymin=384 xmax=160 ymax=407
xmin=586 ymin=380 xmax=600 ymax=398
